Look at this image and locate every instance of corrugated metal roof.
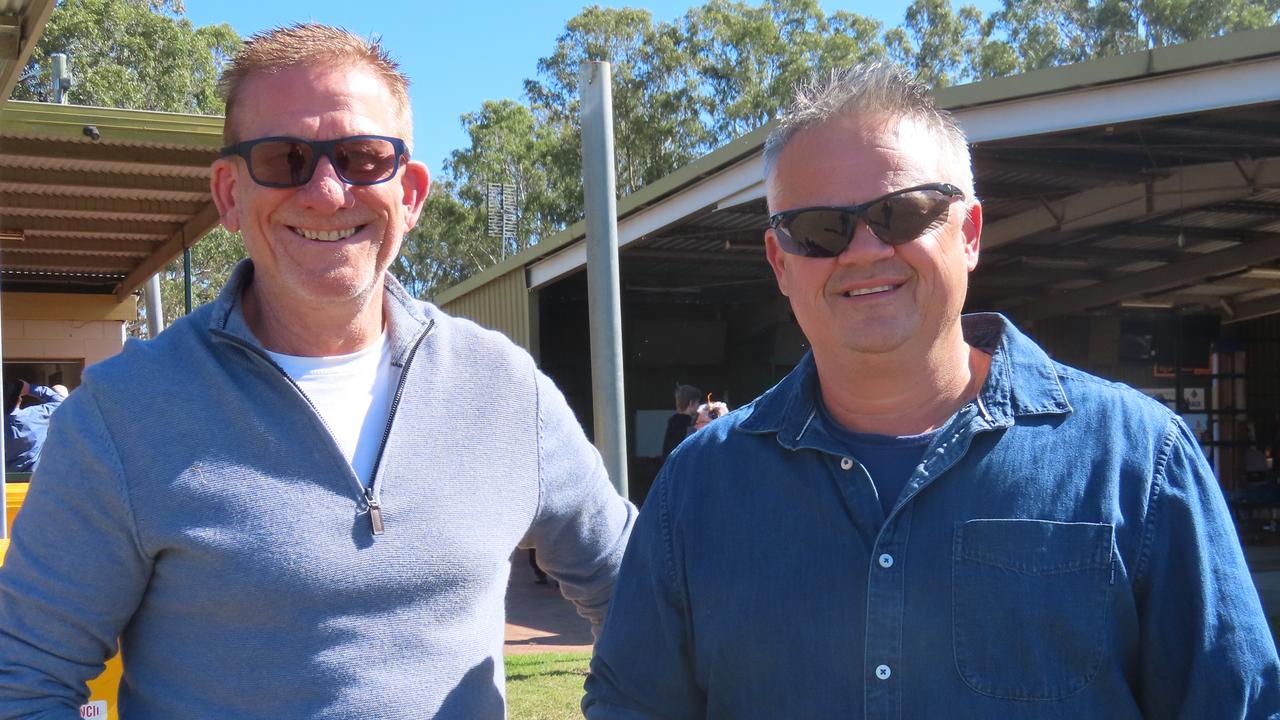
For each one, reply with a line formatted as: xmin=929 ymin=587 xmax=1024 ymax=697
xmin=0 ymin=102 xmax=223 ymax=297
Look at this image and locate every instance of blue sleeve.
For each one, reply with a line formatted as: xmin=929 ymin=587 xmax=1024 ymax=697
xmin=583 ymin=465 xmax=705 ymax=719
xmin=520 ymin=371 xmax=637 ymax=634
xmin=1136 ymin=416 xmax=1280 ymax=718
xmin=0 ymin=386 xmax=150 ymax=718
xmin=26 ymin=384 xmax=67 ymax=405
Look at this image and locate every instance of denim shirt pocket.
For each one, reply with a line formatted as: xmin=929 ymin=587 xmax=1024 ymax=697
xmin=952 ymin=518 xmax=1115 ymax=701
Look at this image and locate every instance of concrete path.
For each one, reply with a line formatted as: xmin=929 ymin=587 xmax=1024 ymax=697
xmin=504 ymin=552 xmax=595 ymax=655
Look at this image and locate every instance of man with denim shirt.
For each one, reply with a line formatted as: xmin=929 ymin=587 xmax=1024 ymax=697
xmin=584 ymin=64 xmax=1279 ymax=718
xmin=3 ymin=379 xmax=68 ymax=473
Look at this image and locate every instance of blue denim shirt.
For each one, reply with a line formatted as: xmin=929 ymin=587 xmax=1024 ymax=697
xmin=585 ymin=314 xmax=1280 ymax=719
xmin=4 ymin=384 xmax=66 ymax=473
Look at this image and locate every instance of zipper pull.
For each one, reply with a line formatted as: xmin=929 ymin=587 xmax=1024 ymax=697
xmin=365 ymin=487 xmax=385 ymax=536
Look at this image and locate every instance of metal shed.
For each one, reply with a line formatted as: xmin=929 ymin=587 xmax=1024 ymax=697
xmin=435 ymin=27 xmax=1280 ymax=503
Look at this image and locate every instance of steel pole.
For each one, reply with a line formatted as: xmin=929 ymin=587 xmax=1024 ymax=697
xmin=0 ymin=291 xmax=7 ymax=539
xmin=144 ymin=274 xmax=164 ymax=339
xmin=579 ymin=61 xmax=628 ymax=498
xmin=183 ymin=247 xmax=193 ymax=315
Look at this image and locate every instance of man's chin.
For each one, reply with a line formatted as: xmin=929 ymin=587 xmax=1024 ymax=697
xmin=266 ymin=271 xmax=384 ymax=310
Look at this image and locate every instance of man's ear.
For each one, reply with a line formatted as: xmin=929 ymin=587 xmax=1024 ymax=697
xmin=764 ymin=229 xmax=792 ymax=297
xmin=399 ymin=160 xmax=431 ymax=231
xmin=962 ymin=201 xmax=983 ymax=272
xmin=210 ymin=158 xmax=241 ymax=233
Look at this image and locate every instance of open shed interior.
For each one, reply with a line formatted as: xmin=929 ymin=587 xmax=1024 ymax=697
xmin=536 ymin=100 xmax=1280 ymax=506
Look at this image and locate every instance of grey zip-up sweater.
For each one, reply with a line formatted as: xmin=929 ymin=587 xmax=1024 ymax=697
xmin=0 ymin=262 xmax=636 ymax=719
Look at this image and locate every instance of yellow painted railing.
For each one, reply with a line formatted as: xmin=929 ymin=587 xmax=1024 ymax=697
xmin=2 ymin=482 xmax=122 ymax=718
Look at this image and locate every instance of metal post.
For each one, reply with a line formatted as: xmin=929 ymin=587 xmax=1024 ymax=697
xmin=183 ymin=247 xmax=193 ymax=315
xmin=144 ymin=274 xmax=164 ymax=339
xmin=51 ymin=53 xmax=70 ymax=105
xmin=1 ymin=291 xmax=7 ymax=539
xmin=579 ymin=61 xmax=628 ymax=498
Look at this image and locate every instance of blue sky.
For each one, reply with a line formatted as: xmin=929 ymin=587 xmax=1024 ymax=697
xmin=185 ymin=1 xmax=1000 ymax=178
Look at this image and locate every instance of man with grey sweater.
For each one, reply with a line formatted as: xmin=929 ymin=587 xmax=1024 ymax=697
xmin=0 ymin=24 xmax=635 ymax=719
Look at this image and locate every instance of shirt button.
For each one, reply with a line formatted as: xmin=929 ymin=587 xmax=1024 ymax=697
xmin=840 ymin=457 xmax=853 ymax=470
xmin=878 ymin=553 xmax=894 ymax=568
xmin=875 ymin=664 xmax=892 ymax=680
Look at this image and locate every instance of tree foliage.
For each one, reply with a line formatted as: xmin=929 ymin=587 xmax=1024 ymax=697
xmin=406 ymin=0 xmax=1276 ymax=300
xmin=12 ymin=0 xmax=239 ymax=114
xmin=20 ymin=0 xmax=1277 ymax=304
xmin=158 ymin=228 xmax=246 ymax=325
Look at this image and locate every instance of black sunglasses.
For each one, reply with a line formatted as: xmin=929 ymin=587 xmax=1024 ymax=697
xmin=220 ymin=135 xmax=409 ymax=189
xmin=768 ymin=183 xmax=965 ymax=257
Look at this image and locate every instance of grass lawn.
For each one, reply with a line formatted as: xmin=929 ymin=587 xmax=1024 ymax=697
xmin=507 ymin=652 xmax=592 ymax=720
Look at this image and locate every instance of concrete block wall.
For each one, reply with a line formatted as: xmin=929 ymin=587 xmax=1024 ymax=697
xmin=1 ymin=293 xmax=135 ymax=369
xmin=1 ymin=319 xmax=126 ymax=367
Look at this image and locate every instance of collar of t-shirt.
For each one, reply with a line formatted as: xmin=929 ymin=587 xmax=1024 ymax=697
xmin=814 ymin=399 xmax=942 ymax=516
xmin=265 ymin=333 xmax=399 ymax=488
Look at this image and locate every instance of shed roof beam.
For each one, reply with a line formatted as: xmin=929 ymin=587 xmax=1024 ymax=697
xmin=0 ymin=181 xmax=209 ymax=203
xmin=626 ymin=248 xmax=768 ymax=264
xmin=116 ymin=202 xmax=221 ymax=299
xmin=0 ymin=236 xmax=156 ymax=257
xmin=0 ymin=206 xmax=191 ymax=224
xmin=1019 ymin=234 xmax=1280 ymax=321
xmin=0 ymin=137 xmax=215 ymax=166
xmin=1223 ymin=293 xmax=1280 ymax=324
xmin=22 ymin=229 xmax=171 ymax=243
xmin=975 ymin=156 xmax=1155 ymax=183
xmin=0 ymin=16 xmax=19 ymax=61
xmin=0 ymin=216 xmax=177 ymax=236
xmin=0 ymin=193 xmax=204 ymax=217
xmin=0 ymin=152 xmax=212 ymax=178
xmin=0 ymin=253 xmax=137 ymax=272
xmin=0 ymin=1 xmax=55 ymax=107
xmin=0 ymin=168 xmax=210 ymax=195
xmin=955 ymin=55 xmax=1280 ymax=144
xmin=982 ymin=156 xmax=1280 ymax=249
xmin=530 ymin=155 xmax=763 ymax=289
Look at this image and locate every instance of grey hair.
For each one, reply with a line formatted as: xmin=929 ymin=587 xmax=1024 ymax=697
xmin=762 ymin=64 xmax=975 ymax=203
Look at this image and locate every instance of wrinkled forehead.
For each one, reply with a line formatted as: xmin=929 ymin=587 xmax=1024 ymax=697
xmin=225 ymin=62 xmax=412 ymax=147
xmin=766 ymin=114 xmax=952 ymax=211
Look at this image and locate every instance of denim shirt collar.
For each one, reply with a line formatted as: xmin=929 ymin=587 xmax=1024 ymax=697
xmin=206 ymin=258 xmax=432 ymax=367
xmin=737 ymin=313 xmax=1072 ymax=449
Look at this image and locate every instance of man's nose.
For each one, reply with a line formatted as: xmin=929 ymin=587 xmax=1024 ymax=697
xmin=297 ymin=155 xmax=351 ymax=208
xmin=835 ymin=219 xmax=895 ymax=265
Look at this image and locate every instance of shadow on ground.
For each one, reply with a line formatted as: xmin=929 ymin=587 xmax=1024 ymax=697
xmin=505 ymin=552 xmax=595 ymax=654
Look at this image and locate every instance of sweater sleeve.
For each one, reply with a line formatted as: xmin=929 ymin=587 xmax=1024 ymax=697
xmin=0 ymin=385 xmax=151 ymax=718
xmin=519 ymin=370 xmax=636 ymax=634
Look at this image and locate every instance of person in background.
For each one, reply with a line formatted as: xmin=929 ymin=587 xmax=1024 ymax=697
xmin=3 ymin=378 xmax=68 ymax=475
xmin=0 ymin=24 xmax=634 ymax=720
xmin=661 ymin=384 xmax=703 ymax=458
xmin=692 ymin=392 xmax=729 ymax=432
xmin=584 ymin=63 xmax=1278 ymax=718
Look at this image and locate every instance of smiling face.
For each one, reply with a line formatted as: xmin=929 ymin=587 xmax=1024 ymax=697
xmin=211 ymin=62 xmax=429 ymax=328
xmin=765 ymin=113 xmax=981 ymax=364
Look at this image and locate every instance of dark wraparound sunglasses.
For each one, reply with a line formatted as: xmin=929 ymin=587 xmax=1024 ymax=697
xmin=768 ymin=183 xmax=965 ymax=257
xmin=220 ymin=135 xmax=409 ymax=188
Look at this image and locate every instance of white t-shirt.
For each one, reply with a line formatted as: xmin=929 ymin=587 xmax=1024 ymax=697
xmin=266 ymin=333 xmax=399 ymax=487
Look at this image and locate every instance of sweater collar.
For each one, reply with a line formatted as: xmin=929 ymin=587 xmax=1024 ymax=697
xmin=207 ymin=258 xmax=431 ymax=366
